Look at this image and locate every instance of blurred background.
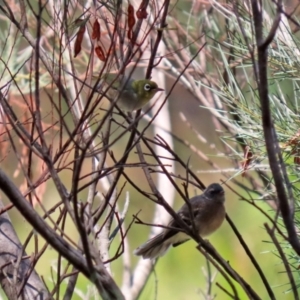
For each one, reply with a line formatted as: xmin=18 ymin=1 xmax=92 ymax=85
xmin=0 ymin=0 xmax=299 ymax=299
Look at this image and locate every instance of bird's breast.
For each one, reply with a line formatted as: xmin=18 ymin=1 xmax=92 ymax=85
xmin=198 ymin=204 xmax=226 ymax=237
xmin=116 ymin=90 xmax=139 ymax=111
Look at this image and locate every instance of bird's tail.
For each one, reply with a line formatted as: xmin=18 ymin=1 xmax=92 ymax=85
xmin=133 ymin=233 xmax=171 ymax=259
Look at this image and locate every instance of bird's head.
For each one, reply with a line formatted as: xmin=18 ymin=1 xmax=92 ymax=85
xmin=132 ymin=80 xmax=164 ymax=102
xmin=204 ymin=183 xmax=225 ymax=202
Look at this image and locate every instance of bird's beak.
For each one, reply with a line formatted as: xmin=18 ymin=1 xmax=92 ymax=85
xmin=220 ymin=190 xmax=225 ymax=195
xmin=156 ymin=87 xmax=164 ymax=92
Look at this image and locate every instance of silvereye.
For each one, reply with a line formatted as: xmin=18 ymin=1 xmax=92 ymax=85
xmin=100 ymin=73 xmax=164 ymax=112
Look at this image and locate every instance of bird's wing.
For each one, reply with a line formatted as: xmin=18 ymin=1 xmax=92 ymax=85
xmin=159 ymin=220 xmax=180 ymax=242
xmin=160 ymin=202 xmax=201 ymax=242
xmin=102 ymin=73 xmax=133 ymax=91
xmin=175 ymin=195 xmax=204 ymax=227
xmin=138 ymin=195 xmax=205 ymax=253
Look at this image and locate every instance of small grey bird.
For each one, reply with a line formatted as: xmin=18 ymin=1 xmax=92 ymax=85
xmin=134 ymin=183 xmax=226 ymax=259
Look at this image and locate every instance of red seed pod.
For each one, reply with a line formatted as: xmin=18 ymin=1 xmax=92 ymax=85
xmin=128 ymin=4 xmax=136 ymax=28
xmin=95 ymin=46 xmax=106 ymax=61
xmin=294 ymin=156 xmax=300 ymax=165
xmin=74 ymin=24 xmax=86 ymax=57
xmin=136 ymin=3 xmax=148 ymax=19
xmin=127 ymin=30 xmax=133 ymax=40
xmin=92 ymin=19 xmax=101 ymax=40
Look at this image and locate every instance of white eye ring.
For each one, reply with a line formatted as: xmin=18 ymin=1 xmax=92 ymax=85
xmin=144 ymin=83 xmax=151 ymax=91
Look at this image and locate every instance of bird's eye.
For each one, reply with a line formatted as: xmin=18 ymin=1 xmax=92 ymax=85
xmin=144 ymin=83 xmax=151 ymax=91
xmin=208 ymin=188 xmax=222 ymax=195
xmin=208 ymin=189 xmax=214 ymax=195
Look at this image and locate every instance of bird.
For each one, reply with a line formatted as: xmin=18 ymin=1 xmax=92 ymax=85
xmin=98 ymin=73 xmax=164 ymax=112
xmin=134 ymin=183 xmax=226 ymax=259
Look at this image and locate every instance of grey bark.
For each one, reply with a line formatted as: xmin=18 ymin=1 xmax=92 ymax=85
xmin=0 ymin=201 xmax=49 ymax=300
